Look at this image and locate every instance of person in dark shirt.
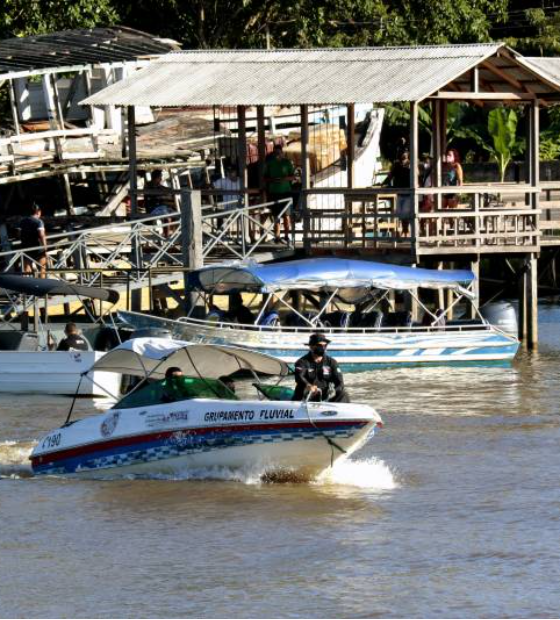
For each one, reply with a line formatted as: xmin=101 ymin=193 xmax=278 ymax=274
xmin=57 ymin=322 xmax=89 ymax=352
xmin=20 ymin=203 xmax=47 ymax=277
xmin=227 ymin=292 xmax=255 ymax=326
xmin=293 ymin=332 xmax=349 ymax=402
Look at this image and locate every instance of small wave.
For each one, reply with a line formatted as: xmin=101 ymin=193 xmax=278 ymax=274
xmin=315 ymin=456 xmax=398 ymax=491
xmin=0 ymin=440 xmax=35 ymax=478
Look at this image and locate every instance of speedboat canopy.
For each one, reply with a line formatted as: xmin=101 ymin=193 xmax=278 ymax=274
xmin=89 ymin=337 xmax=290 ymax=379
xmin=0 ymin=275 xmax=119 ymax=304
xmin=187 ymin=258 xmax=475 ymax=297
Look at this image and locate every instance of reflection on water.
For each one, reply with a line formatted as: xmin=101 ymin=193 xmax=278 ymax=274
xmin=0 ymin=305 xmax=559 ymax=618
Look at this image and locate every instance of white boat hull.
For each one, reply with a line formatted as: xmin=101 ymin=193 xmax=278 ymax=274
xmin=30 ymin=398 xmax=382 ymax=478
xmin=120 ymin=311 xmax=519 ymax=368
xmin=0 ymin=351 xmax=121 ymax=396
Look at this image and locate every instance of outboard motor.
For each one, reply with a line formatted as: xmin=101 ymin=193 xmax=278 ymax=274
xmin=130 ymin=328 xmax=173 ymax=340
xmin=480 ymin=301 xmax=518 ymax=336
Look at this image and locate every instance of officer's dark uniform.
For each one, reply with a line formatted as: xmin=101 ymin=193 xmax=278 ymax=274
xmin=293 ymin=333 xmax=349 ymax=403
xmin=57 ymin=333 xmax=89 ymax=352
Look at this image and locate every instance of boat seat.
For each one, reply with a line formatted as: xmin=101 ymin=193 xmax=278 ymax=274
xmin=323 ymin=311 xmax=352 ymax=328
xmin=351 ymin=310 xmax=383 ymax=329
xmin=0 ymin=330 xmax=39 ymax=351
xmin=382 ymin=311 xmax=413 ymax=328
xmin=254 ymin=383 xmax=295 ymax=402
xmin=258 ymin=311 xmax=280 ymax=327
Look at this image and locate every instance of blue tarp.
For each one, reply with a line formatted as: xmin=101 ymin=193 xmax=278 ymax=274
xmin=188 ymin=258 xmax=475 ymax=294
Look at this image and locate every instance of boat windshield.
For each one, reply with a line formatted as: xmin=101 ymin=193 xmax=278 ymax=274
xmin=117 ymin=376 xmax=238 ymax=409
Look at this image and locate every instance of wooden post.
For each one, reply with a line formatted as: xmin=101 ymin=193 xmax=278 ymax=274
xmin=470 ymin=258 xmax=480 ymax=319
xmin=237 ymin=105 xmax=249 ymax=243
xmin=437 ymin=261 xmax=445 ymax=311
xmin=301 ymin=104 xmax=311 ymax=254
xmin=181 ymin=189 xmax=203 ymax=311
xmin=518 ymin=263 xmax=527 ymax=342
xmin=8 ymin=79 xmax=21 ymax=135
xmin=257 ymin=105 xmax=267 ymax=198
xmin=346 ymin=103 xmax=355 ymax=188
xmin=409 ymin=101 xmax=419 ymax=256
xmin=127 ymin=106 xmax=138 ymax=215
xmin=526 ymin=252 xmax=538 ymax=349
xmin=531 ymin=98 xmax=540 ymax=241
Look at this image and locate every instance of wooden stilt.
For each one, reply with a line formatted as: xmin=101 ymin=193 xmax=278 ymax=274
xmin=526 ymin=253 xmax=538 ymax=349
xmin=409 ymin=101 xmax=419 ymax=256
xmin=518 ymin=263 xmax=527 ymax=342
xmin=470 ymin=258 xmax=480 ymax=319
xmin=237 ymin=105 xmax=249 ymax=243
xmin=181 ymin=189 xmax=203 ymax=312
xmin=301 ymin=104 xmax=310 ymax=254
xmin=257 ymin=105 xmax=267 ymax=200
xmin=127 ymin=107 xmax=138 ymax=215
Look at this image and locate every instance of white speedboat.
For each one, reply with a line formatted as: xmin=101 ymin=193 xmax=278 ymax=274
xmin=30 ymin=338 xmax=382 ymax=478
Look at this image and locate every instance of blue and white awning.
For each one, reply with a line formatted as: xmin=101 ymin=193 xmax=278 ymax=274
xmin=187 ymin=258 xmax=475 ymax=296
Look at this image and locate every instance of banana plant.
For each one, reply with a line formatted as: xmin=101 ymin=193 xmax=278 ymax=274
xmin=488 ymin=108 xmax=519 ymax=182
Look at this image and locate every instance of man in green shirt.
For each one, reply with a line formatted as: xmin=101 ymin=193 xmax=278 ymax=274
xmin=264 ymin=145 xmax=295 ymax=242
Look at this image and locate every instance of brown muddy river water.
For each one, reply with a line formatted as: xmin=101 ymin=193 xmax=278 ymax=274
xmin=1 ymin=305 xmax=559 ymax=618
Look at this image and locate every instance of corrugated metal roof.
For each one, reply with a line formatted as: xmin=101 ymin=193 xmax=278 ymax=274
xmin=0 ymin=27 xmax=179 ymax=75
xmin=82 ymin=44 xmax=504 ymax=107
xmin=517 ymin=57 xmax=560 ymax=88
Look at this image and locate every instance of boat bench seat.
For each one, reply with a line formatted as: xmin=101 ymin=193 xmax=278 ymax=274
xmin=0 ymin=330 xmax=39 ymax=351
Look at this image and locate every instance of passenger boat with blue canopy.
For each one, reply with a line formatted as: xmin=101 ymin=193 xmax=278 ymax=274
xmin=30 ymin=338 xmax=382 ymax=478
xmin=120 ymin=258 xmax=519 ymax=369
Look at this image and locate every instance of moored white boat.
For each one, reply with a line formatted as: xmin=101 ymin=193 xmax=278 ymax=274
xmin=0 ymin=274 xmax=123 ymax=396
xmin=30 ymin=338 xmax=382 ymax=478
xmin=0 ymin=350 xmax=121 ymax=396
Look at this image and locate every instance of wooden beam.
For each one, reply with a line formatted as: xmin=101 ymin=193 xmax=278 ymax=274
xmin=433 ymin=92 xmax=536 ymax=101
xmin=526 ymin=252 xmax=538 ymax=348
xmin=481 ymin=61 xmax=530 ymax=93
xmin=346 ymin=103 xmax=355 ymax=188
xmin=410 ymin=101 xmax=419 ymax=254
xmin=127 ymin=106 xmax=138 ymax=215
xmin=301 ymin=104 xmax=310 ymax=254
xmin=257 ymin=105 xmax=266 ymax=198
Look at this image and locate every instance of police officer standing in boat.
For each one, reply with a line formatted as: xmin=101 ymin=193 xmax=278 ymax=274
xmin=293 ymin=333 xmax=349 ymax=403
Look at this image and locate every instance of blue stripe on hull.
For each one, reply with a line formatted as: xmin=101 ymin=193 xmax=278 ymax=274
xmin=242 ymin=343 xmax=519 ymax=371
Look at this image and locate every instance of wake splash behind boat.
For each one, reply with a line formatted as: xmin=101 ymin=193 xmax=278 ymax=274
xmin=2 ymin=437 xmax=395 ymax=490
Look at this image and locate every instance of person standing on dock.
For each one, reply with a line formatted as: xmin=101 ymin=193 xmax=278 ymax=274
xmin=386 ymin=150 xmax=412 ymax=238
xmin=264 ymin=144 xmax=295 ymax=243
xmin=144 ymin=170 xmax=176 ymax=239
xmin=20 ymin=203 xmax=47 ymax=278
xmin=293 ymin=333 xmax=349 ymax=403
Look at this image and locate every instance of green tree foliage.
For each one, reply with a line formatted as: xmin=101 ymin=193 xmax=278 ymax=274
xmin=109 ymin=0 xmax=507 ymax=50
xmin=501 ymin=4 xmax=560 ymax=56
xmin=0 ymin=0 xmax=118 ymax=39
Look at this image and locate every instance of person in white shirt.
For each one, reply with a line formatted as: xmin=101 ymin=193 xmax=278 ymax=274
xmin=213 ymin=167 xmax=243 ymax=211
xmin=213 ymin=167 xmax=249 ymax=241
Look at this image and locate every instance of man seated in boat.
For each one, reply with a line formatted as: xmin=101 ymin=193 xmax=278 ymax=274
xmin=161 ymin=367 xmax=236 ymax=403
xmin=57 ymin=322 xmax=89 ymax=352
xmin=226 ymin=292 xmax=255 ymax=326
xmin=293 ymin=333 xmax=349 ymax=403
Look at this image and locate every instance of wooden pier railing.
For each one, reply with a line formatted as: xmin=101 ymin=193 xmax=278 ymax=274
xmin=301 ymin=184 xmax=560 ymax=257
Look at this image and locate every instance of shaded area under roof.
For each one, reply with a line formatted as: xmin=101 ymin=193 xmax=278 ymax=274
xmin=82 ymin=43 xmax=560 ymax=107
xmin=0 ymin=26 xmax=179 ymax=74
